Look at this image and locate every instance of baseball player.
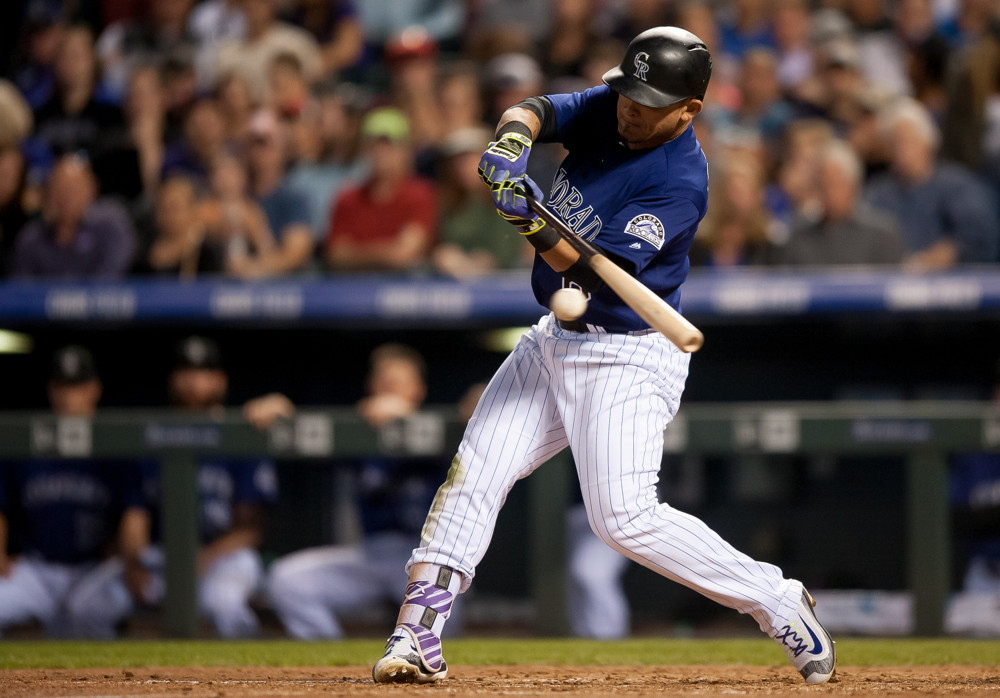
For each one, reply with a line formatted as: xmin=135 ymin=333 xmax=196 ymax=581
xmin=266 ymin=345 xmax=450 ymax=639
xmin=69 ymin=337 xmax=279 ymax=638
xmin=373 ymin=28 xmax=836 ymax=685
xmin=0 ymin=346 xmax=147 ymax=638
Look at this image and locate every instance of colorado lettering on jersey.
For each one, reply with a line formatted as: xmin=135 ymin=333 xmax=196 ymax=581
xmin=23 ymin=474 xmax=111 ymax=507
xmin=547 ymin=169 xmax=603 ymax=240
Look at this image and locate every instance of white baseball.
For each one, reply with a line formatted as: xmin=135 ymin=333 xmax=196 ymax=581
xmin=550 ymin=287 xmax=588 ymax=321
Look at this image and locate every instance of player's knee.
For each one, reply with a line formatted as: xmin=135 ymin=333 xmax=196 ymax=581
xmin=267 ymin=562 xmax=313 ymax=609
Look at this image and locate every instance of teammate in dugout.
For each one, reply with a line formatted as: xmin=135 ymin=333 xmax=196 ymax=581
xmin=373 ymin=28 xmax=837 ymax=685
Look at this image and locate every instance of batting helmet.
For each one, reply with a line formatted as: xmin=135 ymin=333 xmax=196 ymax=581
xmin=602 ymin=27 xmax=712 ymax=108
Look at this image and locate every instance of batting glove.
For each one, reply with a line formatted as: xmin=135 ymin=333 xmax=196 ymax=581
xmin=495 ymin=175 xmax=546 ymax=235
xmin=478 ymin=132 xmax=532 ymax=189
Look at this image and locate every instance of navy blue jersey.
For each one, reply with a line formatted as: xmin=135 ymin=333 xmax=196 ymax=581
xmin=141 ymin=459 xmax=278 ymax=544
xmin=0 ymin=461 xmax=145 ymax=564
xmin=533 ymin=85 xmax=709 ymax=331
xmin=357 ymin=456 xmax=446 ymax=537
xmin=950 ymin=453 xmax=1000 ymax=560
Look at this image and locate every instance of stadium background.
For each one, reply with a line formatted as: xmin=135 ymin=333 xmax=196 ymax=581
xmin=0 ymin=0 xmax=999 ymax=640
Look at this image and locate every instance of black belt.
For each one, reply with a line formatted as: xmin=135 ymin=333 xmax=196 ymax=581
xmin=558 ymin=318 xmax=632 ymax=334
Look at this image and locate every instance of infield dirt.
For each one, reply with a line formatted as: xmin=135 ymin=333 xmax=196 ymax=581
xmin=2 ymin=665 xmax=998 ymax=696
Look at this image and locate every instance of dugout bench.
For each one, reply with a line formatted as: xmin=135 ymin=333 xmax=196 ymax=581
xmin=0 ymin=400 xmax=997 ymax=638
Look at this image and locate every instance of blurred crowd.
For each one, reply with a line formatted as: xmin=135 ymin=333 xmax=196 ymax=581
xmin=0 ymin=0 xmax=999 ymax=282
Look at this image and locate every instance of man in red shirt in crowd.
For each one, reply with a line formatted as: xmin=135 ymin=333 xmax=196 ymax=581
xmin=324 ymin=107 xmax=437 ymax=271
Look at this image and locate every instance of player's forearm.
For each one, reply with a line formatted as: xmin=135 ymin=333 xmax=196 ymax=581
xmin=119 ymin=507 xmax=151 ymax=561
xmin=198 ymin=526 xmax=261 ymax=572
xmin=496 ymin=107 xmax=541 ymax=141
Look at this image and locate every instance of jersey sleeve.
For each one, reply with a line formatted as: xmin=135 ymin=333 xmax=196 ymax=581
xmin=542 ymin=85 xmax=616 ymax=146
xmin=599 ymin=194 xmax=702 ymax=274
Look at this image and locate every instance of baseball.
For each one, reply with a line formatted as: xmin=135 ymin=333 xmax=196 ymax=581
xmin=550 ymin=287 xmax=588 ymax=321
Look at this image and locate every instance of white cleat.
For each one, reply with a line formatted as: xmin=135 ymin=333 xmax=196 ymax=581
xmin=775 ymin=589 xmax=837 ymax=684
xmin=372 ymin=633 xmax=448 ymax=684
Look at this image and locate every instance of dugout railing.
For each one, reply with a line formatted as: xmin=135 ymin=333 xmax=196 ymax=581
xmin=1 ymin=400 xmax=997 ymax=638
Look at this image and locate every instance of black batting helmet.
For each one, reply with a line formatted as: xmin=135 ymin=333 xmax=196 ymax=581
xmin=602 ymin=27 xmax=712 ymax=108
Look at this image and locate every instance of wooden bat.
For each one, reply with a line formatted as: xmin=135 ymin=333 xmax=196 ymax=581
xmin=527 ymin=197 xmax=704 ymax=353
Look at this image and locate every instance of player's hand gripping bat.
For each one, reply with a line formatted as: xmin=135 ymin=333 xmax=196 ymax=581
xmin=526 ymin=195 xmax=704 ymax=353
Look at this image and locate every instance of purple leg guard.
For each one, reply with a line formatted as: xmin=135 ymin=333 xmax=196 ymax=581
xmin=396 ymin=567 xmax=459 ymax=673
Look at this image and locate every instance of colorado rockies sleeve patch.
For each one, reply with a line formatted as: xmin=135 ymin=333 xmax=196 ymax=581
xmin=623 ymin=214 xmax=665 ymax=249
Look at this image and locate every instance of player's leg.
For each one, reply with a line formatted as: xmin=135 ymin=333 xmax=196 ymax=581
xmin=0 ymin=557 xmax=64 ymax=636
xmin=554 ymin=330 xmax=835 ymax=683
xmin=198 ymin=548 xmax=263 ymax=638
xmin=374 ymin=324 xmax=568 ymax=683
xmin=567 ymin=503 xmax=630 ymax=639
xmin=64 ymin=557 xmax=133 ymax=638
xmin=268 ymin=545 xmax=382 ymax=639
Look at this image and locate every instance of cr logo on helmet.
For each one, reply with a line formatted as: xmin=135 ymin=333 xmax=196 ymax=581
xmin=633 ymin=52 xmax=650 ymax=81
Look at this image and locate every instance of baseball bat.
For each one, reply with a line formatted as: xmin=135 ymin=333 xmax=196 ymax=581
xmin=527 ymin=197 xmax=704 ymax=353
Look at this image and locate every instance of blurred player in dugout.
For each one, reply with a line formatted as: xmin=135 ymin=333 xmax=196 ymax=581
xmin=69 ymin=336 xmax=278 ymax=638
xmin=0 ymin=346 xmax=146 ymax=637
xmin=250 ymin=344 xmax=452 ymax=639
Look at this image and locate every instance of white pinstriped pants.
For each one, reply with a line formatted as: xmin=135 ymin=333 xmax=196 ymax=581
xmin=410 ymin=313 xmax=802 ymax=634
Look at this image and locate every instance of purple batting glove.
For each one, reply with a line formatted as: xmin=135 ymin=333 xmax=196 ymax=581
xmin=495 ymin=175 xmax=546 ymax=234
xmin=477 ymin=133 xmax=532 ymax=189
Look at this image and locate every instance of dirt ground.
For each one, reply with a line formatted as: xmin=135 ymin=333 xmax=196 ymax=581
xmin=2 ymin=665 xmax=998 ymax=697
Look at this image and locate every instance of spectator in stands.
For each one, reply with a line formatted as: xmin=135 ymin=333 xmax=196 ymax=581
xmin=907 ymin=34 xmax=951 ymax=120
xmin=265 ymin=343 xmax=453 ymax=640
xmin=941 ymin=21 xmax=1000 ymax=189
xmin=772 ymin=118 xmax=835 ymax=230
xmin=281 ymin=0 xmax=363 ymax=77
xmin=200 ymin=153 xmax=277 ymax=274
xmin=96 ymin=0 xmax=196 ymax=103
xmin=432 ymin=127 xmax=529 ymax=278
xmin=285 ymin=87 xmax=366 ymax=241
xmin=325 ymin=107 xmax=437 ymax=272
xmin=215 ymin=71 xmax=256 ymax=143
xmin=775 ymin=140 xmax=905 ymax=266
xmin=187 ymin=0 xmax=248 ymax=90
xmin=771 ymin=0 xmax=813 ymax=94
xmin=31 ymin=25 xmax=135 ymax=197
xmin=0 ymin=148 xmax=29 ymax=277
xmin=123 ymin=64 xmax=166 ymax=198
xmin=864 ymin=98 xmax=999 ymax=269
xmin=160 ymin=54 xmax=200 ymax=146
xmin=712 ymin=47 xmax=794 ymax=145
xmin=189 ymin=0 xmax=247 ymax=48
xmin=0 ymin=346 xmax=147 ymax=639
xmin=803 ymin=38 xmax=869 ymax=131
xmin=689 ymin=152 xmax=774 ymax=267
xmin=9 ymin=154 xmax=136 ymax=279
xmin=543 ymin=0 xmax=601 ymax=79
xmin=140 ymin=175 xmax=227 ymax=277
xmin=12 ymin=2 xmax=66 ymax=110
xmin=385 ymin=27 xmax=442 ymax=156
xmin=235 ymin=108 xmax=314 ymax=277
xmin=716 ymin=0 xmax=776 ymax=60
xmin=355 ymin=0 xmax=463 ymax=53
xmin=213 ymin=0 xmax=321 ymax=103
xmin=267 ymin=52 xmax=312 ymax=120
xmin=161 ymin=96 xmax=229 ymax=187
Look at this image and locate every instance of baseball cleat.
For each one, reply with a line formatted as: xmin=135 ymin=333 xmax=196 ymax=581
xmin=372 ymin=631 xmax=448 ymax=684
xmin=775 ymin=589 xmax=837 ymax=684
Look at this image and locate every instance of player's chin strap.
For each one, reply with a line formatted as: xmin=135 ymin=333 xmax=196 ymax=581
xmin=393 ymin=564 xmax=462 ymax=673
